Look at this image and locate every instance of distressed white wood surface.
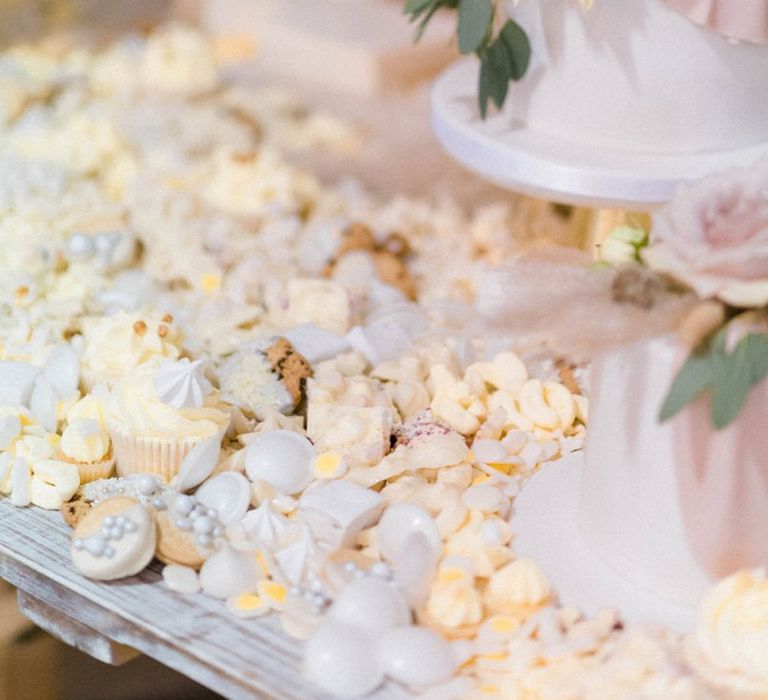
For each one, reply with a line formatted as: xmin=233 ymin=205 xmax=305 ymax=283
xmin=0 ymin=500 xmax=333 ymax=700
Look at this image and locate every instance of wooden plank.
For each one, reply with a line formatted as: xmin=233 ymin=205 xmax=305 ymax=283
xmin=0 ymin=500 xmax=332 ymax=700
xmin=16 ymin=589 xmax=140 ymax=666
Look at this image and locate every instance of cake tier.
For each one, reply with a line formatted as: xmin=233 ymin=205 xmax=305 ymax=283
xmin=505 ymin=0 xmax=768 ymax=154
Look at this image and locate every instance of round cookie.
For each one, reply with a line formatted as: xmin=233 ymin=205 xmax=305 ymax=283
xmin=155 ymin=506 xmax=207 ymax=569
xmin=71 ymin=497 xmax=156 ymax=581
xmin=61 ymin=497 xmax=92 ymax=528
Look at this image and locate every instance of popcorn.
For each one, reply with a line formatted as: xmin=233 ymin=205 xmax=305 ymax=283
xmin=423 ymin=564 xmax=484 ymax=633
xmin=484 ymin=559 xmax=553 ymax=618
xmin=284 ymin=279 xmax=351 ymax=335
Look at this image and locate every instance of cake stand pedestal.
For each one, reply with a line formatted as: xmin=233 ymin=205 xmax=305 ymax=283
xmin=511 ymin=452 xmax=698 ymax=633
xmin=432 ymin=60 xmax=768 ymax=252
xmin=431 ymin=60 xmax=768 ymax=210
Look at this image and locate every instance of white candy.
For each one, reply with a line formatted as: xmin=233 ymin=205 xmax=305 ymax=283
xmin=379 ymin=626 xmax=457 ymax=686
xmin=502 ymin=430 xmax=528 ymax=454
xmin=299 ymin=480 xmax=384 ymax=548
xmin=9 ymin=457 xmax=31 ymax=507
xmin=391 ymin=532 xmax=440 ymax=607
xmin=518 ymin=379 xmax=560 ymax=430
xmin=175 ymin=433 xmax=223 ymax=492
xmin=0 ymin=361 xmax=39 ymax=407
xmin=195 ymin=472 xmax=251 ymax=525
xmin=244 ymin=430 xmax=315 ymax=495
xmin=329 ymin=577 xmax=410 ymax=632
xmin=199 ymin=544 xmax=261 ymax=599
xmin=29 ymin=376 xmax=58 ymax=433
xmin=0 ymin=414 xmax=21 ymax=451
xmin=283 ymin=323 xmax=351 ymax=364
xmin=30 ymin=460 xmax=80 ymax=510
xmin=162 ymin=564 xmax=201 ymax=594
xmin=471 ymin=438 xmax=508 ymax=464
xmin=303 ymin=621 xmax=384 ymax=698
xmin=544 ymin=381 xmax=576 ymax=430
xmin=377 ymin=503 xmax=442 ymax=564
xmin=461 ymin=484 xmax=504 ymax=512
xmin=43 ymin=345 xmax=80 ymax=399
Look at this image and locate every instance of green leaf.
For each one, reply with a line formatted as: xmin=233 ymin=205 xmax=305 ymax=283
xmin=478 ymin=52 xmax=494 ymax=118
xmin=405 ymin=0 xmax=434 ymax=15
xmin=711 ymin=333 xmax=768 ymax=429
xmin=659 ymin=350 xmax=716 ymax=423
xmin=485 ymin=38 xmax=511 ymax=109
xmin=498 ymin=19 xmax=531 ymax=80
xmin=457 ymin=0 xmax=493 ymax=54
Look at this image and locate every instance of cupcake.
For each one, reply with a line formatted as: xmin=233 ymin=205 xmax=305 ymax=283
xmin=60 ymin=394 xmax=115 ymax=483
xmin=79 ymin=309 xmax=183 ymax=391
xmin=106 ymin=357 xmax=230 ymax=482
xmin=217 ymin=337 xmax=312 ymax=419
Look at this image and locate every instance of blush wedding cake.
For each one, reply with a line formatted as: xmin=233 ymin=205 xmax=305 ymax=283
xmin=505 ymin=0 xmax=768 ymax=154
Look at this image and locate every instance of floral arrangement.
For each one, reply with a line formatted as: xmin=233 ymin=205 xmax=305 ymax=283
xmin=604 ymin=160 xmax=768 ymax=429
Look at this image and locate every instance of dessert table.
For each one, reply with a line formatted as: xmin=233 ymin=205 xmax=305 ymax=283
xmin=0 ymin=501 xmax=330 ymax=700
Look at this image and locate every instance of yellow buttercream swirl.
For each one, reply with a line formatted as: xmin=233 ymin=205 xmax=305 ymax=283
xmin=107 ymin=359 xmax=230 ymax=440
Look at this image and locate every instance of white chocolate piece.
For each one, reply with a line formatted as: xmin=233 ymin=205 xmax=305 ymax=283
xmin=0 ymin=361 xmax=39 ymax=407
xmin=9 ymin=457 xmax=31 ymax=507
xmin=300 ymin=480 xmax=385 ymax=548
xmin=0 ymin=414 xmax=21 ymax=451
xmin=307 ymin=403 xmax=393 ymax=467
xmin=303 ymin=621 xmax=384 ymax=699
xmin=43 ymin=345 xmax=80 ymax=399
xmin=461 ymin=484 xmax=505 ymax=512
xmin=29 ymin=376 xmax=58 ymax=433
xmin=162 ymin=564 xmax=201 ymax=594
xmin=285 ymin=279 xmax=351 ymax=335
xmin=471 ymin=438 xmax=508 ymax=464
xmin=329 ymin=577 xmax=410 ymax=632
xmin=379 ymin=626 xmax=457 ymax=687
xmin=283 ymin=323 xmax=351 ymax=364
xmin=30 ymin=460 xmax=80 ymax=510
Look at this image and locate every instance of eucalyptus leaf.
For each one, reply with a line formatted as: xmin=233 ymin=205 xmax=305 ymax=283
xmin=405 ymin=0 xmax=434 ymax=14
xmin=498 ymin=19 xmax=531 ymax=80
xmin=659 ymin=349 xmax=716 ymax=423
xmin=458 ymin=0 xmax=493 ymax=54
xmin=711 ymin=333 xmax=768 ymax=429
xmin=486 ymin=37 xmax=511 ymax=109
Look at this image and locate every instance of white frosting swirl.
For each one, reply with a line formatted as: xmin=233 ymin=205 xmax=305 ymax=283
xmin=691 ymin=569 xmax=768 ymax=695
xmin=153 ymin=358 xmax=212 ymax=409
xmin=81 ymin=310 xmax=182 ymax=386
xmin=107 ymin=359 xmax=229 ymax=440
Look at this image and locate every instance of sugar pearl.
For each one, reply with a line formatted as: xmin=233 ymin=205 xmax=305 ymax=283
xmin=174 ymin=495 xmax=195 ymax=515
xmin=193 ymin=516 xmax=215 ymax=535
xmin=137 ymin=475 xmax=159 ymax=496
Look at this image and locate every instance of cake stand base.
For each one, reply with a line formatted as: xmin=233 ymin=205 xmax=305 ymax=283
xmin=431 ymin=61 xmax=768 ymax=210
xmin=512 ymin=452 xmax=698 ymax=633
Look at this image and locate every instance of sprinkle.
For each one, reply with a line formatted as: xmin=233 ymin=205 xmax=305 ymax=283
xmin=161 ymin=313 xmax=174 ymax=323
xmin=157 ymin=324 xmax=168 ymax=338
xmin=132 ymin=320 xmax=147 ymax=335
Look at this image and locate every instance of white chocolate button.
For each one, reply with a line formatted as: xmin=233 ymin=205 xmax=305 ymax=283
xmin=244 ymin=430 xmax=315 ymax=495
xmin=162 ymin=564 xmax=201 ymax=594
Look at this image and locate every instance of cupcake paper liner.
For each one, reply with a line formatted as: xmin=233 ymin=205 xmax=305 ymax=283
xmin=108 ymin=420 xmax=202 ymax=483
xmin=76 ymin=456 xmax=116 ymax=484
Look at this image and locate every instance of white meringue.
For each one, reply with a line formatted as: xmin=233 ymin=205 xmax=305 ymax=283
xmin=153 ymin=358 xmax=213 ymax=410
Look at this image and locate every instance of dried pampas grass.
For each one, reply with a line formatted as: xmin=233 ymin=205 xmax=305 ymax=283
xmin=474 ymin=249 xmax=698 ymax=363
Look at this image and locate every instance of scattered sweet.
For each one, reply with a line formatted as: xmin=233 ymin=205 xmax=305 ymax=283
xmin=70 ymin=497 xmax=156 ymax=581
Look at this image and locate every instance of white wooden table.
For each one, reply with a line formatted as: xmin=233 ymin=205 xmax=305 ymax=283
xmin=0 ymin=500 xmax=331 ymax=700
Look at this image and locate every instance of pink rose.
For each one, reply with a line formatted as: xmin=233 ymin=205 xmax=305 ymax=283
xmin=644 ymin=161 xmax=768 ymax=307
xmin=662 ymin=0 xmax=768 ymax=44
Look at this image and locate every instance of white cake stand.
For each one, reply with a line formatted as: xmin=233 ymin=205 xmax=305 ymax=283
xmin=511 ymin=452 xmax=698 ymax=633
xmin=431 ymin=60 xmax=768 ymax=209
